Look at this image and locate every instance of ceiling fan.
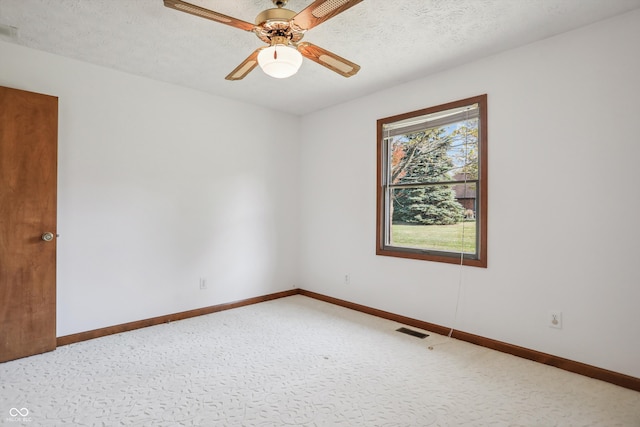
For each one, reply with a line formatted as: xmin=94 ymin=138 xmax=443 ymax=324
xmin=164 ymin=0 xmax=363 ymax=80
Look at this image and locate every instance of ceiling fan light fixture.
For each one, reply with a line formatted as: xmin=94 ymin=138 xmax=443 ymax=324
xmin=257 ymin=44 xmax=303 ymax=79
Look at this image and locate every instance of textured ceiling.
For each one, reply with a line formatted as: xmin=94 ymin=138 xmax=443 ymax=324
xmin=1 ymin=0 xmax=640 ymax=115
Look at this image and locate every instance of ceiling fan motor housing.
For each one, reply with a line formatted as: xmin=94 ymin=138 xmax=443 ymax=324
xmin=255 ymin=8 xmax=304 ymax=45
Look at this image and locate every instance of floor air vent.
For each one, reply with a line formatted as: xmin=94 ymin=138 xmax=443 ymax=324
xmin=396 ymin=327 xmax=428 ymax=339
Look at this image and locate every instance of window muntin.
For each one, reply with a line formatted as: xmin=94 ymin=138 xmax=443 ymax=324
xmin=377 ymin=95 xmax=487 ymax=267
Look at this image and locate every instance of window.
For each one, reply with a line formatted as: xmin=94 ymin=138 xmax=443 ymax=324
xmin=376 ymin=95 xmax=487 ymax=267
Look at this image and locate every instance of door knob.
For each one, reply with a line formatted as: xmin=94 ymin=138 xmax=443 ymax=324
xmin=41 ymin=232 xmax=54 ymax=242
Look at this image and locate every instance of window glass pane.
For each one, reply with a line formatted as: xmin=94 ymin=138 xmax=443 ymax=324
xmin=389 ymin=118 xmax=478 ymax=185
xmin=389 ymin=184 xmax=477 ymax=254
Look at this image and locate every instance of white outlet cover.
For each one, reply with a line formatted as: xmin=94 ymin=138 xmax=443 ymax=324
xmin=549 ymin=311 xmax=562 ymax=329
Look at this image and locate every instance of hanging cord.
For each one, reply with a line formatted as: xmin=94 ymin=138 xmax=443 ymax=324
xmin=448 ymin=108 xmax=471 ymax=338
xmin=385 ymin=125 xmax=392 ymax=245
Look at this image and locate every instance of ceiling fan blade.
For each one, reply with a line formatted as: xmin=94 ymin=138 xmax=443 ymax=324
xmin=164 ymin=0 xmax=255 ymax=32
xmin=292 ymin=0 xmax=363 ymax=31
xmin=225 ymin=48 xmax=263 ymax=81
xmin=297 ymin=42 xmax=360 ymax=77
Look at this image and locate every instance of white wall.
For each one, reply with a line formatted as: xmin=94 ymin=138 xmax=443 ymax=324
xmin=299 ymin=9 xmax=640 ymax=378
xmin=0 ymin=40 xmax=300 ymax=336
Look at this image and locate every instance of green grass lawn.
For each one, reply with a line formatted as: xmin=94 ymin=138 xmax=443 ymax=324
xmin=391 ymin=221 xmax=476 ymax=253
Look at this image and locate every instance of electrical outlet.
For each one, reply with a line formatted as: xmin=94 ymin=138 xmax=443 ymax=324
xmin=199 ymin=277 xmax=207 ymax=290
xmin=344 ymin=274 xmax=350 ymax=285
xmin=549 ymin=311 xmax=562 ymax=329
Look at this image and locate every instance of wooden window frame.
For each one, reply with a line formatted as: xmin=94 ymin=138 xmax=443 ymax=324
xmin=376 ymin=94 xmax=488 ymax=267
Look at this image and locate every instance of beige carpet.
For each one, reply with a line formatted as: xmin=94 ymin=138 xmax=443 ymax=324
xmin=1 ymin=295 xmax=639 ymax=426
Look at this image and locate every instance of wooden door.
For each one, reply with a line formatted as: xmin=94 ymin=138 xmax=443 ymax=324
xmin=0 ymin=86 xmax=58 ymax=362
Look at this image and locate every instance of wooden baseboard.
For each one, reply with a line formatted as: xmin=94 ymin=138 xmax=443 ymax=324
xmin=56 ymin=287 xmax=640 ymax=392
xmin=56 ymin=289 xmax=298 ymax=347
xmin=298 ymin=289 xmax=640 ymax=392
